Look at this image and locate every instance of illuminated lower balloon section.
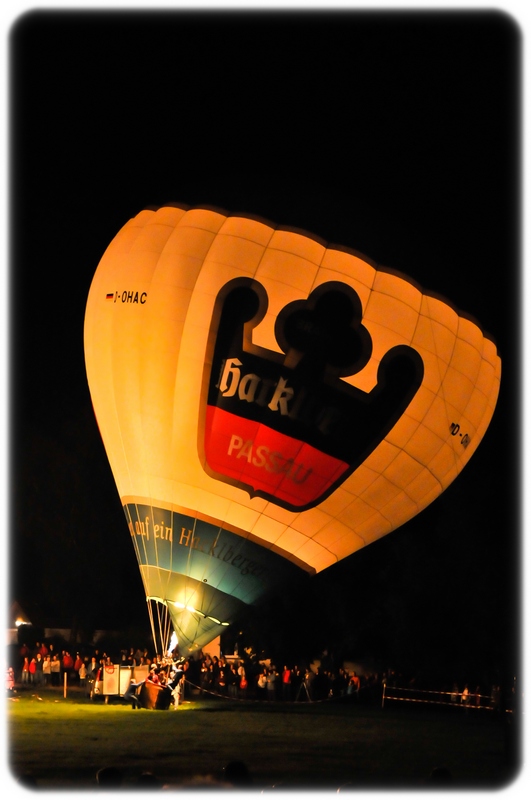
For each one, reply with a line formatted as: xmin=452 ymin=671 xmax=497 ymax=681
xmin=84 ymin=204 xmax=501 ymax=656
xmin=124 ymin=502 xmax=302 ymax=653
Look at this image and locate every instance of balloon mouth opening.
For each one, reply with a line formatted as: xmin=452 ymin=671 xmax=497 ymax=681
xmin=148 ymin=596 xmax=230 ymax=626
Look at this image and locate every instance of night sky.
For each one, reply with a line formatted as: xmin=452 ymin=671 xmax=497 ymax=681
xmin=8 ymin=8 xmax=521 ymax=682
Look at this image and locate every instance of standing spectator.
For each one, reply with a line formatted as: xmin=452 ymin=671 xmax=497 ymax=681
xmin=349 ymin=671 xmax=361 ymax=700
xmin=42 ymin=655 xmax=51 ymax=686
xmin=200 ymin=657 xmax=211 ymax=695
xmin=79 ymin=660 xmax=87 ymax=690
xmin=51 ymin=655 xmax=61 ymax=687
xmin=336 ymin=668 xmax=349 ymax=697
xmin=19 ymin=643 xmax=30 ymax=661
xmin=21 ymin=657 xmax=30 ymax=684
xmin=303 ymin=668 xmax=315 ymax=701
xmin=74 ymin=653 xmax=84 ymax=682
xmin=228 ymin=663 xmax=239 ymax=698
xmin=256 ymin=668 xmax=267 ymax=700
xmin=62 ymin=651 xmax=74 ymax=683
xmin=266 ymin=667 xmax=277 ymax=701
xmin=282 ymin=666 xmax=292 ymax=701
xmin=217 ymin=658 xmax=229 ymax=695
xmin=210 ymin=656 xmax=220 ymax=690
xmin=237 ymin=661 xmax=247 ymax=699
xmin=168 ymin=669 xmax=185 ymax=709
xmin=87 ymin=657 xmax=98 ymax=677
xmin=6 ymin=667 xmax=15 ymax=693
xmin=28 ymin=658 xmax=36 ymax=685
xmin=180 ymin=658 xmax=191 ymax=700
xmin=19 ymin=643 xmax=30 ymax=675
xmin=291 ymin=666 xmax=303 ymax=701
xmin=330 ymin=672 xmax=341 ymax=698
xmin=34 ymin=654 xmax=44 ymax=687
xmin=86 ymin=657 xmax=98 ymax=697
xmin=312 ymin=667 xmax=330 ymax=701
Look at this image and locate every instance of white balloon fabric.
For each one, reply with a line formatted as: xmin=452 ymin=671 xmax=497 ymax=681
xmin=84 ymin=204 xmax=501 ymax=655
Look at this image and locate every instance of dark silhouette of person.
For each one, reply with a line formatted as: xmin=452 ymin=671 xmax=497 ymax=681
xmin=428 ymin=766 xmax=453 ymax=784
xmin=135 ymin=770 xmax=162 ymax=789
xmin=96 ymin=766 xmax=123 ymax=788
xmin=222 ymin=760 xmax=253 ymax=787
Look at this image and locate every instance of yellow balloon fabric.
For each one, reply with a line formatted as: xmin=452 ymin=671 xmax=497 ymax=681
xmin=84 ymin=204 xmax=501 ymax=654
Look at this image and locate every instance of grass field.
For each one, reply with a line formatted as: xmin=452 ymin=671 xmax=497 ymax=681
xmin=6 ymin=686 xmax=519 ymax=791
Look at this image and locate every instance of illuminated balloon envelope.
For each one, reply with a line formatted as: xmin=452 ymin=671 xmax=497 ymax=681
xmin=84 ymin=204 xmax=501 ymax=656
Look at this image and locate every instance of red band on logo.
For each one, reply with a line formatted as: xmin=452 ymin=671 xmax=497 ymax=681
xmin=205 ymin=406 xmax=348 ymax=508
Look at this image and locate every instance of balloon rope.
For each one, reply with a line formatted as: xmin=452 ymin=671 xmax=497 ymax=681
xmin=147 ymin=599 xmax=157 ymax=654
xmin=156 ymin=601 xmax=172 ymax=656
xmin=146 ymin=599 xmax=169 ymax=657
xmin=155 ymin=603 xmax=161 ymax=654
xmin=162 ymin=603 xmax=172 ymax=653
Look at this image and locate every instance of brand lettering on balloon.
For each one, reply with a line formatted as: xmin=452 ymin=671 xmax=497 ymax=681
xmin=177 ymin=527 xmax=266 ymax=577
xmin=202 ymin=278 xmax=424 ymax=511
xmin=127 ymin=516 xmax=172 ymax=541
xmin=126 ymin=508 xmax=267 ymax=579
xmin=226 ymin=434 xmax=312 ymax=484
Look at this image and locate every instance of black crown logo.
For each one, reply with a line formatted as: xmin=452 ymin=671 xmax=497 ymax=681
xmin=201 ymin=278 xmax=424 ymax=510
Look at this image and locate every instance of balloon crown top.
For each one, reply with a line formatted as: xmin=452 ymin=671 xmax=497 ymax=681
xmin=201 ymin=278 xmax=424 ymax=511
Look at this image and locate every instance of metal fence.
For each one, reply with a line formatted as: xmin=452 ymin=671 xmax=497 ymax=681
xmin=381 ymin=684 xmax=499 ymax=711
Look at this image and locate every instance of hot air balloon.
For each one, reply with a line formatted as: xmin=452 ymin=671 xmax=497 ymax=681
xmin=84 ymin=204 xmax=501 ymax=657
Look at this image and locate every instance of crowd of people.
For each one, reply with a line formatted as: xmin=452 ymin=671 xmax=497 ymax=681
xmin=15 ymin=641 xmax=81 ymax=688
xmin=117 ymin=651 xmax=370 ymax=706
xmin=193 ymin=657 xmax=366 ymax=703
xmin=10 ymin=641 xmax=171 ymax=698
xmin=8 ymin=639 xmax=506 ymax=714
xmin=9 ymin=639 xmax=372 ymax=705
